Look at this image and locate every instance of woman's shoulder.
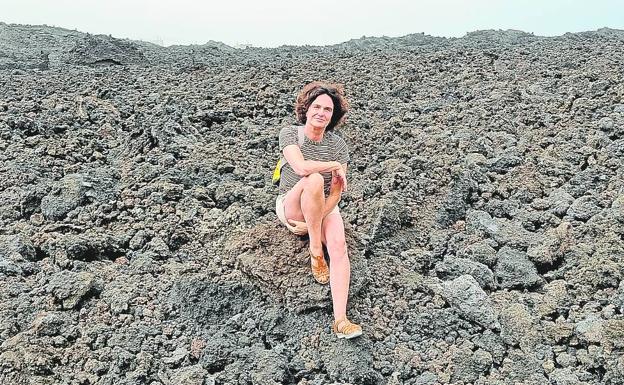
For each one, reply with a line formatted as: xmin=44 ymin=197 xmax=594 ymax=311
xmin=280 ymin=125 xmax=301 ymax=133
xmin=325 ymin=130 xmax=348 ymax=145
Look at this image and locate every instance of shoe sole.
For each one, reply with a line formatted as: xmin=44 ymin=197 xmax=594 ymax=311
xmin=336 ymin=330 xmax=363 ymax=339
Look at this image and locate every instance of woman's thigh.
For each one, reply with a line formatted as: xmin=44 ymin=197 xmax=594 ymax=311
xmin=282 ymin=178 xmax=308 ymax=222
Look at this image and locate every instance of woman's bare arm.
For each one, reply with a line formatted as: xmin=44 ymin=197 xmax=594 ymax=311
xmin=322 ymin=164 xmax=348 ymax=216
xmin=283 ymin=145 xmax=342 ymax=176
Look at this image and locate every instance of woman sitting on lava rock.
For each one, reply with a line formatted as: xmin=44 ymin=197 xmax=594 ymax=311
xmin=275 ymin=81 xmax=362 ymax=339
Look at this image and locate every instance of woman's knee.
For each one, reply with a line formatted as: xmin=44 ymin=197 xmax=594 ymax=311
xmin=304 ymin=173 xmax=324 ymax=190
xmin=326 ymin=236 xmax=347 ymax=259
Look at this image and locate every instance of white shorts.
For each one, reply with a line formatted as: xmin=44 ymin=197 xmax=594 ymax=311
xmin=275 ymin=193 xmax=339 ymax=233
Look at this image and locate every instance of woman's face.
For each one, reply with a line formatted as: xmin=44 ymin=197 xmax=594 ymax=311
xmin=306 ymin=94 xmax=334 ymax=129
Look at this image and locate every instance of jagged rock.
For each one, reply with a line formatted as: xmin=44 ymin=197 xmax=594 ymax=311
xmin=40 ymin=231 xmax=126 ymax=265
xmin=435 ymin=256 xmax=495 ymax=289
xmin=415 ymin=371 xmax=438 ymax=385
xmin=491 ymin=219 xmax=539 ymax=249
xmin=566 ymin=252 xmax=622 ymax=291
xmin=459 ymin=240 xmax=498 ymax=267
xmin=549 ymin=367 xmax=582 ymax=385
xmin=440 ymin=275 xmax=499 ymax=329
xmin=0 ymin=257 xmax=23 ymax=276
xmin=536 ymin=280 xmax=570 ymax=318
xmin=168 ymin=365 xmax=212 ymax=385
xmin=47 ymin=271 xmax=97 ymax=309
xmin=567 ymin=196 xmax=602 ymax=221
xmin=1 ymin=22 xmax=624 ymax=385
xmin=247 ymin=348 xmax=290 ymax=385
xmin=499 ymin=303 xmax=538 ymax=348
xmin=483 ymin=198 xmax=520 ymax=218
xmin=100 ymin=285 xmax=132 ymax=315
xmin=0 ymin=232 xmax=38 ymax=276
xmin=486 ymin=151 xmax=523 ymax=174
xmin=555 ymin=352 xmax=577 ymax=368
xmin=466 ymin=209 xmax=499 ymax=235
xmin=162 ymin=346 xmax=188 ymax=366
xmin=604 ymin=320 xmax=624 ymax=349
xmin=614 ymin=281 xmax=624 ymax=312
xmin=168 ymin=275 xmax=263 ymax=329
xmin=368 ymin=196 xmax=412 ymax=242
xmin=575 ymin=315 xmax=603 ymax=344
xmin=495 ymin=246 xmax=543 ymax=289
xmin=128 ymin=229 xmax=150 ymax=250
xmin=527 ymin=221 xmax=572 ymax=266
xmin=605 ymin=139 xmax=624 ymax=159
xmin=64 ymin=34 xmax=148 ymax=67
xmin=30 ymin=311 xmax=71 ymax=337
xmin=40 ymin=169 xmax=119 ymax=220
xmin=0 ymin=234 xmax=36 ymax=261
xmin=542 ymin=320 xmax=574 ymax=346
xmin=548 ymin=190 xmax=575 ymax=217
xmin=500 ymin=349 xmax=549 ymax=385
xmin=473 ymin=329 xmax=507 ymax=365
xmin=611 ymin=193 xmax=624 ymax=222
xmin=449 ymin=346 xmax=493 ymax=383
xmin=319 ymin=336 xmax=383 ymax=384
xmin=226 ymin=221 xmax=367 ymax=313
xmin=40 ymin=174 xmax=87 ymax=220
xmin=146 ymin=236 xmax=171 ymax=258
xmin=565 ymin=167 xmax=613 ymax=199
xmin=465 ymin=209 xmax=539 ymax=249
xmin=436 ymin=170 xmax=482 ymax=227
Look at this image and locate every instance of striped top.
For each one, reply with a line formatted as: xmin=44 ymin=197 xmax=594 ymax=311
xmin=278 ymin=125 xmax=350 ymax=195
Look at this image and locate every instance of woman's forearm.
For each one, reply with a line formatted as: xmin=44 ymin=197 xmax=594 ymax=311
xmin=293 ymin=160 xmax=342 ymax=176
xmin=322 ymin=186 xmax=341 ymax=217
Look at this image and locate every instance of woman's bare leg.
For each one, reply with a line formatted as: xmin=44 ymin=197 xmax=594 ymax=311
xmin=322 ymin=212 xmax=350 ymax=320
xmin=283 ymin=173 xmax=325 ymax=256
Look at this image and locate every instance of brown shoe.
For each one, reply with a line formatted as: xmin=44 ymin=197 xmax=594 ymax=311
xmin=333 ymin=317 xmax=362 ymax=339
xmin=309 ymin=249 xmax=329 ymax=285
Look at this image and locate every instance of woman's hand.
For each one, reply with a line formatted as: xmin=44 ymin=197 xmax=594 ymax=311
xmin=286 ymin=219 xmax=308 ymax=235
xmin=332 ymin=167 xmax=347 ymax=192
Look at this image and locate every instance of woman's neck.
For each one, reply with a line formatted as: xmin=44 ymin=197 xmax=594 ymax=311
xmin=304 ymin=124 xmax=325 ymax=142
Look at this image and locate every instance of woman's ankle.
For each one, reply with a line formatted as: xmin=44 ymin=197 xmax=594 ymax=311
xmin=309 ymin=246 xmax=323 ymax=257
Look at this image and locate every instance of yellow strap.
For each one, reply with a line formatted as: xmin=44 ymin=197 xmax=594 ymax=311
xmin=271 ymin=159 xmax=282 ymax=184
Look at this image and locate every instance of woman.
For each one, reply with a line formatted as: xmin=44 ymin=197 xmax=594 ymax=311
xmin=275 ymin=81 xmax=362 ymax=339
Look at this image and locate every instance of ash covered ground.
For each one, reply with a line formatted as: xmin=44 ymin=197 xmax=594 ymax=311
xmin=1 ymin=22 xmax=624 ymax=385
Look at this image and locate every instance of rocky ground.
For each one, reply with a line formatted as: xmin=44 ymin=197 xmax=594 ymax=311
xmin=1 ymin=22 xmax=624 ymax=384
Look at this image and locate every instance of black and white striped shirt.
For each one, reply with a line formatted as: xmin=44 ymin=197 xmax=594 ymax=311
xmin=278 ymin=125 xmax=350 ymax=195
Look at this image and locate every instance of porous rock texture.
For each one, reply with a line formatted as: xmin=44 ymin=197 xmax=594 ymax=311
xmin=1 ymin=22 xmax=624 ymax=384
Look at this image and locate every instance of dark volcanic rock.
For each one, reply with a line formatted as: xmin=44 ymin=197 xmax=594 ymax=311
xmin=40 ymin=174 xmax=87 ymax=220
xmin=47 ymin=270 xmax=98 ymax=309
xmin=64 ymin=34 xmax=148 ymax=67
xmin=495 ymin=246 xmax=543 ymax=289
xmin=435 ymin=256 xmax=495 ymax=289
xmin=0 ymin=234 xmax=38 ymax=276
xmin=40 ymin=169 xmax=119 ymax=220
xmin=436 ymin=169 xmax=482 ymax=227
xmin=1 ymin=23 xmax=623 ymax=385
xmin=440 ymin=275 xmax=499 ymax=329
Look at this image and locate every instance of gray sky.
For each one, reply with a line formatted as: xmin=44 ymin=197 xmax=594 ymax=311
xmin=2 ymin=0 xmax=622 ymax=47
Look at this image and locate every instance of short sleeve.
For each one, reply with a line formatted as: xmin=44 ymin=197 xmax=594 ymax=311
xmin=279 ymin=126 xmax=298 ymax=152
xmin=334 ymin=135 xmax=350 ymax=164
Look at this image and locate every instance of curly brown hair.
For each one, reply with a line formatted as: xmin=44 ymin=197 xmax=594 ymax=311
xmin=295 ymin=81 xmax=349 ymax=131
